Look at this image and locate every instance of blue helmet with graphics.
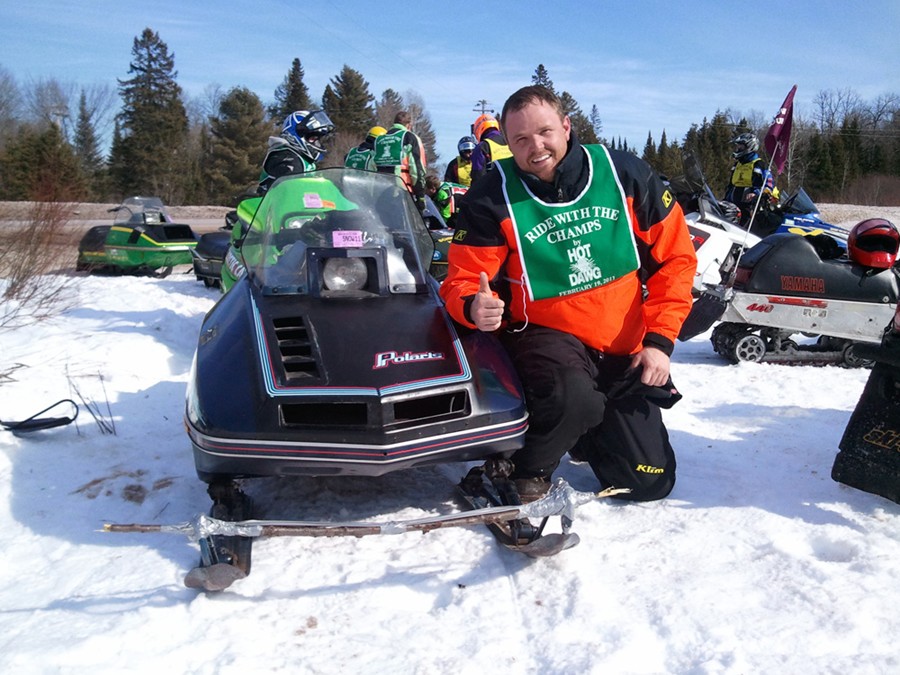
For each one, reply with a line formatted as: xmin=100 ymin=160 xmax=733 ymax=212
xmin=730 ymin=132 xmax=759 ymax=161
xmin=281 ymin=110 xmax=335 ymax=163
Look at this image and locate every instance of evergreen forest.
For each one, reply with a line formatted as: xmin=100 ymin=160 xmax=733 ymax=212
xmin=2 ymin=28 xmax=898 ymax=207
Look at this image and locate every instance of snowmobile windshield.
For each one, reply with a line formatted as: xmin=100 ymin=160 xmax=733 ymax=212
xmin=783 ymin=188 xmax=820 ymax=215
xmin=111 ymin=196 xmax=172 ymax=225
xmin=240 ymin=169 xmax=435 ymax=296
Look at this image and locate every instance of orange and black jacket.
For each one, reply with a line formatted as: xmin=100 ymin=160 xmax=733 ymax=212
xmin=439 ymin=141 xmax=697 ymax=357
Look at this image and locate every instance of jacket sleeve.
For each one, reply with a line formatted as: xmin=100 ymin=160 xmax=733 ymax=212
xmin=469 ymin=141 xmax=488 ymax=182
xmin=443 ymin=159 xmax=457 ymax=183
xmin=406 ymin=131 xmax=428 ymax=198
xmin=617 ymin=153 xmax=697 ymax=353
xmin=438 ymin=177 xmax=508 ymax=328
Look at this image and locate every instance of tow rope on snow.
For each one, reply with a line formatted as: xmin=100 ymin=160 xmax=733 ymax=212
xmin=1 ymin=398 xmax=79 ymax=433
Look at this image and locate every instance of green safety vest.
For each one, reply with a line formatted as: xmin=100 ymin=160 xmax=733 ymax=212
xmin=373 ymin=125 xmax=420 ymax=190
xmin=496 ymin=145 xmax=639 ymax=301
xmin=345 ymin=146 xmax=375 ymax=171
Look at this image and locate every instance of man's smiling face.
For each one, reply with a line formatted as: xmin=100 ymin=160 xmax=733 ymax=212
xmin=503 ymin=100 xmax=571 ymax=183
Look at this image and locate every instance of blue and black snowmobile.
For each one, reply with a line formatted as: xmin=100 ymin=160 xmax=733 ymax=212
xmin=753 ymin=186 xmax=851 ymax=244
xmin=175 ymin=168 xmax=613 ymax=591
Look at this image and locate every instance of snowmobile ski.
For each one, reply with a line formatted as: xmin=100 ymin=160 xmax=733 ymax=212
xmin=183 ymin=481 xmax=254 ymax=592
xmin=455 ymin=460 xmax=629 ymax=558
xmin=456 ymin=464 xmax=577 ymax=557
xmin=104 ymin=472 xmax=629 ymax=589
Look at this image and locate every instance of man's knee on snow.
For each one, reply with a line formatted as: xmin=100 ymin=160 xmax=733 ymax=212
xmin=615 ymin=467 xmax=676 ymax=502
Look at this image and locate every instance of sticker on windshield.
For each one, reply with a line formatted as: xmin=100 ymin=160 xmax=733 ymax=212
xmin=302 ymin=193 xmax=337 ymax=210
xmin=333 ymin=230 xmax=364 ymax=247
xmin=303 ymin=193 xmax=323 ymax=209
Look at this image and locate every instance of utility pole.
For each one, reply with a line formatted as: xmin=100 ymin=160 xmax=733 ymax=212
xmin=473 ymin=100 xmax=495 ymax=116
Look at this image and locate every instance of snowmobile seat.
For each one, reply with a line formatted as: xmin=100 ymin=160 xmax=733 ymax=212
xmin=195 ymin=231 xmax=231 ymax=259
xmin=78 ymin=225 xmax=111 ymax=254
xmin=736 ymin=233 xmax=899 ymax=305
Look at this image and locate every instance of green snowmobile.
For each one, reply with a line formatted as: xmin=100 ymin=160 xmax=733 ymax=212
xmin=76 ymin=196 xmax=198 ymax=277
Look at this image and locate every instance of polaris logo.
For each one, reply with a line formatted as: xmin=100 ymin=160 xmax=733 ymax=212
xmin=373 ymin=350 xmax=444 ymax=369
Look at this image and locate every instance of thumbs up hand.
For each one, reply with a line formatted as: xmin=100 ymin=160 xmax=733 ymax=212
xmin=471 ymin=271 xmax=505 ymax=332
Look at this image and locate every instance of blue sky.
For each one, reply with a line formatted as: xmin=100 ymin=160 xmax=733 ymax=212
xmin=2 ymin=0 xmax=899 ymax=166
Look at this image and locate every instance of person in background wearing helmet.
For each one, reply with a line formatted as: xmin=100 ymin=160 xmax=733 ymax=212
xmin=258 ymin=110 xmax=335 ymax=195
xmin=441 ymin=86 xmax=696 ymax=504
xmin=470 ymin=113 xmax=513 ymax=184
xmin=373 ymin=111 xmax=428 ymax=212
xmin=344 ymin=126 xmax=386 ymax=171
xmin=723 ymin=132 xmax=775 ymax=229
xmin=444 ymin=136 xmax=476 ymax=187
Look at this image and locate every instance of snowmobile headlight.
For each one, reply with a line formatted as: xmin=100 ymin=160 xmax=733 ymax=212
xmin=322 ymin=257 xmax=368 ymax=291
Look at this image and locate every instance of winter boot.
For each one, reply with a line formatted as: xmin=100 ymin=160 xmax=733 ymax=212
xmin=513 ymin=476 xmax=551 ymax=503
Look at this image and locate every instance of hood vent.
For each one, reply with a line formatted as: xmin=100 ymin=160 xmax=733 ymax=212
xmin=272 ymin=316 xmax=320 ymax=379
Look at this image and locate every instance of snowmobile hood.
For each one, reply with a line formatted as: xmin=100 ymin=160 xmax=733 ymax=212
xmin=248 ymin=290 xmax=471 ymax=396
xmin=186 ymin=168 xmax=527 ymax=480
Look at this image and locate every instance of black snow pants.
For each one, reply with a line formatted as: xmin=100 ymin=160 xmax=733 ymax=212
xmin=501 ymin=325 xmax=681 ymax=502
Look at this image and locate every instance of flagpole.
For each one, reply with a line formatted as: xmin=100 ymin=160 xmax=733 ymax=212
xmin=678 ymin=85 xmax=798 ymax=341
xmin=726 ymin=86 xmax=797 ymax=287
xmin=720 ymin=143 xmax=779 ymax=290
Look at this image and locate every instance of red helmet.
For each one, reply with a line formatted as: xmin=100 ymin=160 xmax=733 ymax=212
xmin=847 ymin=218 xmax=899 ymax=269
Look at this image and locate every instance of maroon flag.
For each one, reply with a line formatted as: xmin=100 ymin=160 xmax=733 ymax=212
xmin=764 ymin=85 xmax=797 ymax=175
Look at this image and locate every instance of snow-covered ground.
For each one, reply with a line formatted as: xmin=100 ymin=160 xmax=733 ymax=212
xmin=1 ymin=220 xmax=898 ymax=673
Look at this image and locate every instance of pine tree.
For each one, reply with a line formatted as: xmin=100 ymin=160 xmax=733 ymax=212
xmin=375 ymin=89 xmax=405 ymax=128
xmin=642 ymin=132 xmax=657 ymax=167
xmin=269 ymin=58 xmax=313 ymax=124
xmin=322 ymin=65 xmax=375 ymax=139
xmin=73 ymin=91 xmax=106 ymax=199
xmin=109 ymin=28 xmax=189 ymax=203
xmin=531 ymin=64 xmax=556 ymax=94
xmin=0 ymin=123 xmax=85 ymax=200
xmin=589 ymin=105 xmax=604 ymax=144
xmin=559 ymin=91 xmax=597 ymax=144
xmin=0 ymin=65 xmax=21 ymax=148
xmin=320 ymin=65 xmax=375 ymax=167
xmin=806 ymin=132 xmax=836 ymax=199
xmin=204 ymin=87 xmax=271 ymax=204
xmin=404 ymin=91 xmax=439 ymax=165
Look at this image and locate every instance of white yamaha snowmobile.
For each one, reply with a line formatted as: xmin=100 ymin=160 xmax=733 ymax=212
xmin=680 ymin=218 xmax=900 ymax=366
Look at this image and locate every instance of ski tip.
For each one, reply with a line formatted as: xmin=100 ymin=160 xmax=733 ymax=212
xmin=512 ymin=532 xmax=581 ymax=558
xmin=184 ymin=563 xmax=247 ymax=592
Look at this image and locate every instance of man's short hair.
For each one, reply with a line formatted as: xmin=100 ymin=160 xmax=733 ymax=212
xmin=500 ymin=86 xmax=566 ymax=129
xmin=394 ymin=111 xmax=411 ymax=126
